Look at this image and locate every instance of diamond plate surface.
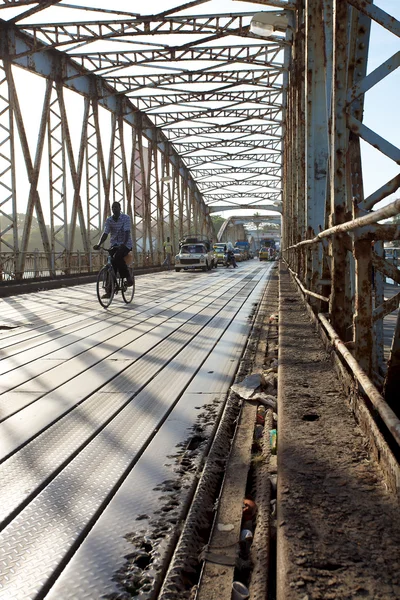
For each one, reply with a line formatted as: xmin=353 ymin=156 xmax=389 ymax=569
xmin=0 ymin=263 xmax=272 ymax=600
xmin=45 ymin=265 xmax=272 ymax=599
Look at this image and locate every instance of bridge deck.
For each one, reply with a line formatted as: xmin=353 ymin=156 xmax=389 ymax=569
xmin=0 ymin=261 xmax=273 ymax=599
xmin=0 ymin=263 xmax=398 ymax=599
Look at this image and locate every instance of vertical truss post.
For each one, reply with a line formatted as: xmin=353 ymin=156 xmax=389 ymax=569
xmin=12 ymin=73 xmax=52 ymax=278
xmin=178 ymin=176 xmax=184 ymax=240
xmin=56 ymin=83 xmax=90 ymax=264
xmin=85 ymin=98 xmax=102 ymax=270
xmin=148 ymin=137 xmax=159 ymax=263
xmin=166 ymin=161 xmax=175 ymax=250
xmin=185 ymin=184 xmax=191 ymax=235
xmin=114 ymin=104 xmax=126 ymax=213
xmin=347 ymin=4 xmax=373 ymax=370
xmin=329 ymin=0 xmax=352 ymax=342
xmin=155 ymin=147 xmax=165 ymax=258
xmin=295 ymin=19 xmax=305 ymax=253
xmin=353 ymin=235 xmax=373 ymax=375
xmin=374 ymin=241 xmax=385 ymax=380
xmin=0 ymin=59 xmax=18 ymax=278
xmin=134 ymin=122 xmax=146 ymax=262
xmin=173 ymin=173 xmax=179 ymax=249
xmin=143 ymin=133 xmax=153 ymax=260
xmin=305 ymin=0 xmax=329 ymax=308
xmin=48 ymin=81 xmax=67 ymax=275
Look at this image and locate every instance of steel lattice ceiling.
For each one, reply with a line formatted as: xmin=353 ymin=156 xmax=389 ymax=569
xmin=0 ymin=0 xmax=288 ymax=220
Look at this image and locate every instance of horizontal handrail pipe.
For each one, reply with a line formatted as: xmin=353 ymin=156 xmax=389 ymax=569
xmin=318 ymin=313 xmax=400 ymax=450
xmin=285 ymin=261 xmax=400 ymax=494
xmin=285 ymin=197 xmax=400 ymax=251
xmin=286 ymin=264 xmax=330 ymax=303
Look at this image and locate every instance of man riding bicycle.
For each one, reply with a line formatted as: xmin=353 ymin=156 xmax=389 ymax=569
xmin=93 ymin=201 xmax=133 ymax=298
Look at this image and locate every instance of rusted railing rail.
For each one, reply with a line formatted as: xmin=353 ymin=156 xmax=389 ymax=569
xmin=0 ymin=250 xmax=164 ymax=281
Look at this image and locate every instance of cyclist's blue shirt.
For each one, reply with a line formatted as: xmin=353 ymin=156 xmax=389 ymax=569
xmin=104 ymin=213 xmax=132 ymax=249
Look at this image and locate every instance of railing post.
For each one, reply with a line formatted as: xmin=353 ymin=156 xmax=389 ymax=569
xmin=374 ymin=241 xmax=385 ymax=381
xmin=34 ymin=249 xmax=39 ymax=278
xmin=353 ymin=238 xmax=373 ymax=376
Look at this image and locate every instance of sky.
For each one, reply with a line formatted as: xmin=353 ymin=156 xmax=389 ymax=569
xmin=1 ymin=0 xmax=399 ymax=225
xmin=360 ymin=0 xmax=399 ymax=210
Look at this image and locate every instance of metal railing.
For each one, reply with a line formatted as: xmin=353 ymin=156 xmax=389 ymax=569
xmin=0 ymin=249 xmax=165 ymax=281
xmin=282 ymin=197 xmax=400 ymax=413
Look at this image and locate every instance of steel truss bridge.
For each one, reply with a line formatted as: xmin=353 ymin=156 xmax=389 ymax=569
xmin=0 ymin=1 xmax=399 ymax=406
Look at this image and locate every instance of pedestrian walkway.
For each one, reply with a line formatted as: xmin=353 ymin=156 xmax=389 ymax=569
xmin=278 ymin=267 xmax=400 ymax=599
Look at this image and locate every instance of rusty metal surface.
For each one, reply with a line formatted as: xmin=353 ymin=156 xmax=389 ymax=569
xmin=277 ymin=266 xmax=400 ymax=600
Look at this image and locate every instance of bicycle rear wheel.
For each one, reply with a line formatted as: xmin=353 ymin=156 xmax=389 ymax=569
xmin=96 ymin=266 xmax=115 ymax=308
xmin=121 ymin=267 xmax=135 ymax=303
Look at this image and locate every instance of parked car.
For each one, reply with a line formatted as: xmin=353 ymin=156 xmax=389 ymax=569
xmin=175 ymin=241 xmax=217 ymax=272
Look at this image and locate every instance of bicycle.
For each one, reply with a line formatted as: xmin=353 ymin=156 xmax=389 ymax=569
xmin=96 ymin=247 xmax=135 ymax=309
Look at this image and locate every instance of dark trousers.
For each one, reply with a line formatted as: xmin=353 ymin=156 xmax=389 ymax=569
xmin=110 ymin=245 xmax=131 ymax=279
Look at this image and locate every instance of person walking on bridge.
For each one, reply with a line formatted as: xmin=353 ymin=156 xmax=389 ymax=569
xmin=93 ymin=201 xmax=134 ymax=297
xmin=163 ymin=236 xmax=174 ymax=270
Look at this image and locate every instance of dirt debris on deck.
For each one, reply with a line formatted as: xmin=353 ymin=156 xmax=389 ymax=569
xmin=278 ymin=266 xmax=400 ymax=600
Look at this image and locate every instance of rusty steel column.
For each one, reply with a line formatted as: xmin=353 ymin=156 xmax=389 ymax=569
xmin=305 ymin=0 xmax=329 ymax=306
xmin=0 ymin=59 xmax=19 ymax=278
xmin=354 ymin=238 xmax=373 ymax=375
xmin=329 ymin=0 xmax=352 ymax=342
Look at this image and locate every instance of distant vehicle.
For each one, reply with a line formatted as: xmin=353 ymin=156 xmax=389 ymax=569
xmin=213 ymin=242 xmax=227 ymax=265
xmin=175 ymin=239 xmax=217 ymax=272
xmin=384 ymin=247 xmax=399 ymax=262
xmin=259 ymin=246 xmax=276 ymax=261
xmin=233 ymin=248 xmax=243 ymax=262
xmin=179 ymin=235 xmax=212 ymax=251
xmin=259 ymin=238 xmax=277 ymax=251
xmin=235 ymin=240 xmax=250 ymax=259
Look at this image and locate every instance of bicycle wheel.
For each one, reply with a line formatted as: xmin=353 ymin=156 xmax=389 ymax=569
xmin=96 ymin=266 xmax=115 ymax=308
xmin=121 ymin=267 xmax=135 ymax=303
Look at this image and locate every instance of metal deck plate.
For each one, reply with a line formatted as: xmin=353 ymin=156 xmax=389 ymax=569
xmin=0 ymin=263 xmax=273 ymax=599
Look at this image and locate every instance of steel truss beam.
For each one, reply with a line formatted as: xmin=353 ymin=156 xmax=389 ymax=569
xmin=203 ymin=192 xmax=282 ymax=201
xmin=164 ymin=125 xmax=282 ymax=140
xmin=68 ymin=45 xmax=284 ymax=73
xmin=104 ymin=71 xmax=283 ymax=90
xmin=198 ymin=179 xmax=281 ymax=190
xmin=1 ymin=3 xmax=286 ymax=282
xmin=154 ymin=108 xmax=282 ymax=126
xmin=134 ymin=89 xmax=282 ymax=109
xmin=0 ymin=21 xmax=215 ymax=275
xmin=183 ymin=152 xmax=282 ymax=165
xmin=208 ymin=204 xmax=281 ymax=214
xmin=17 ymin=13 xmax=286 ymax=49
